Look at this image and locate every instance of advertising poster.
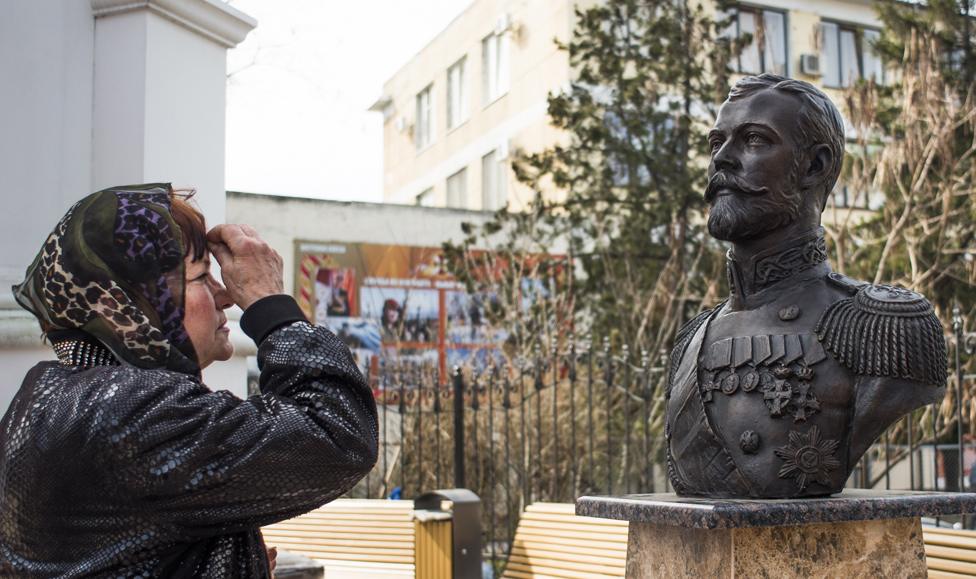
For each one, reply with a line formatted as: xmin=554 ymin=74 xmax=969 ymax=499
xmin=294 ymin=240 xmax=506 ymax=383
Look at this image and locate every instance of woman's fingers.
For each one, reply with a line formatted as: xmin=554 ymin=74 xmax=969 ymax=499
xmin=208 ymin=241 xmax=232 ymax=267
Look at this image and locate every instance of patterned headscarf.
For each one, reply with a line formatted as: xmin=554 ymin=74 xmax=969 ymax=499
xmin=13 ymin=183 xmax=200 ymax=374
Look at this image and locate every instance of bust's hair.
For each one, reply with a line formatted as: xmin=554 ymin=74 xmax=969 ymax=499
xmin=727 ymin=74 xmax=846 ymax=209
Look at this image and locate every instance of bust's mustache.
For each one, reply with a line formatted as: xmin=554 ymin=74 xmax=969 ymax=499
xmin=705 ymin=172 xmax=769 ymax=203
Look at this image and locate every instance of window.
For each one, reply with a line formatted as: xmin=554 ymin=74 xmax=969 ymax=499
xmin=415 ymin=187 xmax=435 ymax=207
xmin=482 ymin=32 xmax=510 ymax=104
xmin=415 ymin=84 xmax=434 ymax=150
xmin=820 ymin=22 xmax=884 ymax=88
xmin=481 ymin=150 xmax=507 ymax=210
xmin=446 ymin=168 xmax=467 ymax=208
xmin=722 ymin=6 xmax=787 ymax=76
xmin=447 ymin=58 xmax=468 ymax=130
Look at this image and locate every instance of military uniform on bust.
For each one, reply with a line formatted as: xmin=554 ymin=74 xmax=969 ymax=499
xmin=666 ymin=227 xmax=947 ymax=498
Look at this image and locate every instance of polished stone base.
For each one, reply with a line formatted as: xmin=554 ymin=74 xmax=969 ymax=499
xmin=625 ymin=517 xmax=925 ymax=578
xmin=577 ymin=490 xmax=976 ymax=579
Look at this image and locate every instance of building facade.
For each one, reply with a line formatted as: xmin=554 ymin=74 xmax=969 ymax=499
xmin=376 ymin=0 xmax=884 ymax=213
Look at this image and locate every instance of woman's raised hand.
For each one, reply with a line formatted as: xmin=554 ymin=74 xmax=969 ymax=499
xmin=207 ymin=224 xmax=284 ymax=310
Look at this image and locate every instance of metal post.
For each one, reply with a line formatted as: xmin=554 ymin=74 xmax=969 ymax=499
xmin=953 ymin=306 xmax=965 ymax=493
xmin=453 ymin=365 xmax=465 ymax=489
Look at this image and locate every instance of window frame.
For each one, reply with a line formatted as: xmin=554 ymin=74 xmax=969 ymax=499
xmin=482 ymin=31 xmax=511 ymax=106
xmin=415 ymin=84 xmax=435 ymax=152
xmin=819 ymin=19 xmax=885 ymax=89
xmin=481 ymin=149 xmax=507 ymax=211
xmin=447 ymin=57 xmax=468 ymax=131
xmin=415 ymin=187 xmax=435 ymax=207
xmin=724 ymin=4 xmax=790 ymax=77
xmin=446 ymin=167 xmax=468 ymax=209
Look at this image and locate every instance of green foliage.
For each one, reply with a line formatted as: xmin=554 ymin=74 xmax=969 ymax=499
xmin=445 ymin=0 xmax=739 ymax=357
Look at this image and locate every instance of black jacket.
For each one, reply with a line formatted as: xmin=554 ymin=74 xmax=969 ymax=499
xmin=0 ymin=301 xmax=378 ymax=577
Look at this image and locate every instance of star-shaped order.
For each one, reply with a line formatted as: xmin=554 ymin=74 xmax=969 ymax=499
xmin=774 ymin=425 xmax=840 ymax=491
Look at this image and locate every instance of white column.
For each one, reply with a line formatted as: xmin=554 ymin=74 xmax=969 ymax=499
xmin=0 ymin=0 xmax=256 ymax=413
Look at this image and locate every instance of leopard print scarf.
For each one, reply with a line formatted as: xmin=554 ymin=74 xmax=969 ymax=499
xmin=12 ymin=184 xmax=199 ymax=375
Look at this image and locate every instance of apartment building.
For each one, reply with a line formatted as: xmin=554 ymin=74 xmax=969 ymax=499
xmin=374 ymin=0 xmax=885 ymax=212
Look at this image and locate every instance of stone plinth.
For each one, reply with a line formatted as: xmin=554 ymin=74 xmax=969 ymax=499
xmin=577 ymin=490 xmax=976 ymax=578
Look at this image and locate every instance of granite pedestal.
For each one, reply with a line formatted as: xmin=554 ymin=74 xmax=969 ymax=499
xmin=577 ymin=490 xmax=976 ymax=578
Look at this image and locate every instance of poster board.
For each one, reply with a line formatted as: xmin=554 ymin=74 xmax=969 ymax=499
xmin=294 ymin=240 xmax=505 ymax=381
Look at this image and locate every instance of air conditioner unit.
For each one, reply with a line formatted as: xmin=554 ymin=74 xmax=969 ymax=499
xmin=800 ymin=54 xmax=821 ymax=77
xmin=395 ymin=117 xmax=412 ymax=134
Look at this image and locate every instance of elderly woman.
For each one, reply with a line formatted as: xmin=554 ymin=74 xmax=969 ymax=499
xmin=0 ymin=184 xmax=378 ymax=577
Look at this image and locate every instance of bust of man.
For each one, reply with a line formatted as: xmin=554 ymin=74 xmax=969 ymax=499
xmin=665 ymin=74 xmax=947 ymax=499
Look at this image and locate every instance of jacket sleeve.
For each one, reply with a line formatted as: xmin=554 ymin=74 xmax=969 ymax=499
xmin=91 ymin=318 xmax=378 ymax=536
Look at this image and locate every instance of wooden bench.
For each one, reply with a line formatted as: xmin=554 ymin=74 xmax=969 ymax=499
xmin=502 ymin=502 xmax=628 ymax=578
xmin=503 ymin=503 xmax=976 ymax=578
xmin=262 ymin=498 xmax=451 ymax=578
xmin=923 ymin=526 xmax=976 ymax=578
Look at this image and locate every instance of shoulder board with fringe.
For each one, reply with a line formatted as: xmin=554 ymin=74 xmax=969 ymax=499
xmin=815 ymin=284 xmax=947 ymax=386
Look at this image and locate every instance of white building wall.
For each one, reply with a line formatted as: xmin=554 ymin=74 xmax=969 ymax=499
xmin=226 ymin=191 xmax=496 ymax=297
xmin=0 ymin=0 xmax=255 ymax=415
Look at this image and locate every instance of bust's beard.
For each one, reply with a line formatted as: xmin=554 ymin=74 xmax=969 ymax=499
xmin=707 ymin=192 xmax=799 ymax=242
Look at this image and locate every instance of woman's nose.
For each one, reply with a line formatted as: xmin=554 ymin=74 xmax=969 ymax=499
xmin=212 ymin=281 xmax=233 ymax=310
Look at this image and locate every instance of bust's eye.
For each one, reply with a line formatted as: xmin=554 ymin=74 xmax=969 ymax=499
xmin=745 ymin=132 xmax=767 ymax=145
xmin=709 ymin=138 xmax=724 ymax=153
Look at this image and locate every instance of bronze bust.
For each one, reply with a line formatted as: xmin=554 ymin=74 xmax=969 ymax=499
xmin=666 ymin=74 xmax=948 ymax=499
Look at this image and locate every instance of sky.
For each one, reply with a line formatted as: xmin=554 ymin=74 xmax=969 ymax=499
xmin=225 ymin=0 xmax=472 ymax=203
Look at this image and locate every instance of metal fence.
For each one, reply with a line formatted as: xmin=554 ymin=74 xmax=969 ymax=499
xmin=346 ymin=307 xmax=976 ymax=571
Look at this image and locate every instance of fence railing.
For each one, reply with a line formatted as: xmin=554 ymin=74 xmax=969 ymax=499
xmin=347 ymin=308 xmax=976 ymax=571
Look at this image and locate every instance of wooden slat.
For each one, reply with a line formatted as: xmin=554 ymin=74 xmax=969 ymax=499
xmin=925 ymin=556 xmax=976 ymax=575
xmin=925 ymin=534 xmax=976 ymax=550
xmin=924 ymin=528 xmax=976 ymax=539
xmin=516 ymin=524 xmax=628 ymax=541
xmin=264 ymin=523 xmax=414 ymax=535
xmin=524 ymin=503 xmax=578 ymax=514
xmin=266 ymin=518 xmax=413 ymax=529
xmin=520 ymin=512 xmax=630 ymax=528
xmin=503 ymin=560 xmax=622 ymax=579
xmin=511 ymin=540 xmax=626 ymax=560
xmin=262 ymin=532 xmax=413 ymax=547
xmin=518 ymin=520 xmax=630 ymax=536
xmin=927 ymin=569 xmax=973 ymax=579
xmin=513 ymin=533 xmax=627 ymax=552
xmin=509 ymin=546 xmax=624 ymax=569
xmin=276 ymin=550 xmax=413 ymax=564
xmin=925 ymin=544 xmax=976 ymax=564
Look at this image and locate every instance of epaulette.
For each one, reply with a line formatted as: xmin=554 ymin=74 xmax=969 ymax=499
xmin=825 ymin=271 xmax=868 ymax=295
xmin=815 ymin=283 xmax=947 ymax=386
xmin=668 ymin=303 xmax=724 ymax=393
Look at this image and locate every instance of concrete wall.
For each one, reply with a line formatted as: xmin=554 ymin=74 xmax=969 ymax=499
xmin=0 ymin=0 xmax=255 ymax=415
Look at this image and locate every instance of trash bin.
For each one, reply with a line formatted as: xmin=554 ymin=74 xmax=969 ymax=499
xmin=414 ymin=488 xmax=482 ymax=579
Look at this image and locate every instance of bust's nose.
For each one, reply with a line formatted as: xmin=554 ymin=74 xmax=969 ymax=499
xmin=712 ymin=141 xmax=741 ymax=173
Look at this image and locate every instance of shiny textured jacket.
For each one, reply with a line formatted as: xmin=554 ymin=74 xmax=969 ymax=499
xmin=0 ymin=319 xmax=378 ymax=577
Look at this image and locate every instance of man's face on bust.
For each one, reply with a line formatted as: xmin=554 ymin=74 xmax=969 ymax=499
xmin=705 ymin=89 xmax=806 ymax=242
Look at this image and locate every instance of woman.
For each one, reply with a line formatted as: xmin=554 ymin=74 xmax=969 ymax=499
xmin=0 ymin=184 xmax=378 ymax=577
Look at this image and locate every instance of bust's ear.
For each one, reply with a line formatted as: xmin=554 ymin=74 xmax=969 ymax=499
xmin=800 ymin=144 xmax=832 ymax=190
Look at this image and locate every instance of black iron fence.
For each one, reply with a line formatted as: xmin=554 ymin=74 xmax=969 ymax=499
xmin=346 ymin=308 xmax=976 ymax=570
